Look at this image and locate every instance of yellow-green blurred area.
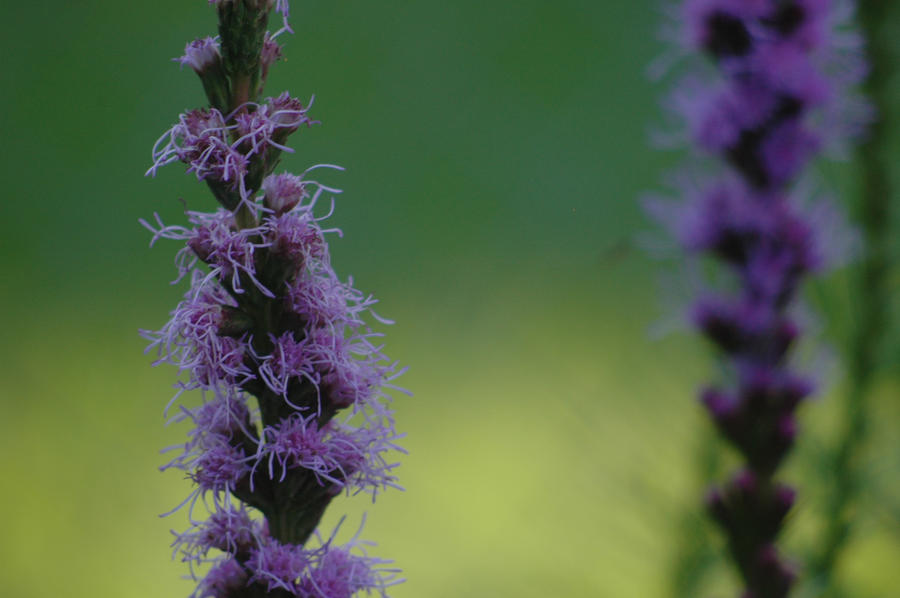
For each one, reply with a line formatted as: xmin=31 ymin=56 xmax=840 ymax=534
xmin=1 ymin=1 xmax=898 ymax=597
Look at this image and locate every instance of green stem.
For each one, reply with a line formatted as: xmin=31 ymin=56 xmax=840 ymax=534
xmin=807 ymin=1 xmax=894 ymax=592
xmin=670 ymin=429 xmax=722 ymax=598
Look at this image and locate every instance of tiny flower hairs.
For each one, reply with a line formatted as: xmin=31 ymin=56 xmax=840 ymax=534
xmin=647 ymin=1 xmax=868 ymax=596
xmin=141 ymin=2 xmax=406 ymax=596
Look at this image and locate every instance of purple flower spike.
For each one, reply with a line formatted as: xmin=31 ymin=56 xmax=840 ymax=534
xmin=143 ymin=2 xmax=404 ymax=597
xmin=651 ymin=1 xmax=867 ymax=596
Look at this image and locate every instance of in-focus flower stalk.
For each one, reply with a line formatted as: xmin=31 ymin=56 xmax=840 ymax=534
xmin=143 ymin=2 xmax=406 ymax=596
xmin=649 ymin=1 xmax=868 ymax=595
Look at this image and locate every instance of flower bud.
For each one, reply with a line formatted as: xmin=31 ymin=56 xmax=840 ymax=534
xmin=178 ymin=38 xmax=230 ymax=112
xmin=772 ymin=484 xmax=796 ymax=523
xmin=262 ymin=172 xmax=309 ymax=214
xmin=179 ymin=37 xmax=222 ymax=73
xmin=258 ymin=32 xmax=283 ymax=95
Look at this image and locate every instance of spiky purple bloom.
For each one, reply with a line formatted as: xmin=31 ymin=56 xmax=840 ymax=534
xmin=649 ymin=1 xmax=867 ymax=595
xmin=143 ymin=2 xmax=405 ymax=596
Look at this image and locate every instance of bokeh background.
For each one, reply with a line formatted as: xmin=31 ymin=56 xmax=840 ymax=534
xmin=1 ymin=1 xmax=898 ymax=597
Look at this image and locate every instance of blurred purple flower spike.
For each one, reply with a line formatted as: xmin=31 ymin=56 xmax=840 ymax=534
xmin=651 ymin=1 xmax=867 ymax=595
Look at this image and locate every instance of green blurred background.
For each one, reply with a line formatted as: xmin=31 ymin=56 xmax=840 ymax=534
xmin=1 ymin=1 xmax=898 ymax=597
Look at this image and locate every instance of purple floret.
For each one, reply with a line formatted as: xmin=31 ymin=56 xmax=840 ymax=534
xmin=193 ymin=558 xmax=248 ymax=598
xmin=148 ymin=109 xmax=247 ymax=186
xmin=297 ymin=546 xmax=384 ymax=598
xmin=179 ymin=37 xmax=222 ymax=73
xmin=247 ymin=539 xmax=312 ymax=594
xmin=263 ymin=172 xmax=311 ymax=214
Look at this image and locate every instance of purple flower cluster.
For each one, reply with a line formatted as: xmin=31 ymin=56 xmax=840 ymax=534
xmin=143 ymin=2 xmax=404 ymax=597
xmin=672 ymin=0 xmax=867 ymax=182
xmin=650 ymin=1 xmax=866 ymax=595
xmin=147 ymin=94 xmax=313 ymax=205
